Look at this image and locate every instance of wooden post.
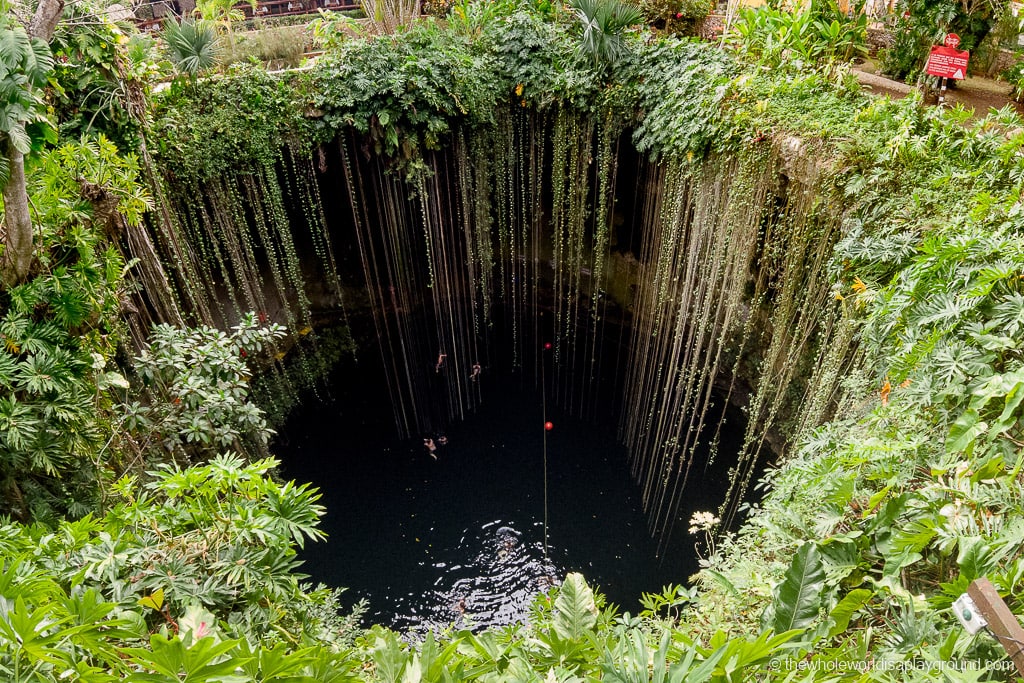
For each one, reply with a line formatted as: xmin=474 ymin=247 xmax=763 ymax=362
xmin=968 ymin=578 xmax=1024 ymax=676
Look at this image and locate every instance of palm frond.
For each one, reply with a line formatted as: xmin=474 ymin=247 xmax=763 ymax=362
xmin=163 ymin=19 xmax=222 ymax=77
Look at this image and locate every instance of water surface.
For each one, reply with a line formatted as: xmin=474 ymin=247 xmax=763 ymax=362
xmin=277 ymin=366 xmax=721 ymax=632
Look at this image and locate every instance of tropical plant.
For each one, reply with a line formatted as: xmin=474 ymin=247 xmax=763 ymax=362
xmin=0 ymin=6 xmax=55 ymax=285
xmin=0 ymin=136 xmax=147 ymax=522
xmin=569 ymin=0 xmax=645 ymax=69
xmin=1003 ymin=59 xmax=1024 ymax=101
xmin=0 ymin=15 xmax=53 ymax=183
xmin=197 ymin=0 xmax=258 ymax=53
xmin=446 ymin=0 xmax=520 ymax=38
xmin=162 ymin=18 xmax=222 ymax=78
xmin=123 ymin=313 xmax=286 ymax=459
xmin=0 ymin=455 xmax=363 ymax=680
xmin=48 ymin=3 xmax=156 ymax=150
xmin=362 ymin=0 xmax=422 ymax=34
xmin=727 ymin=0 xmax=868 ymax=68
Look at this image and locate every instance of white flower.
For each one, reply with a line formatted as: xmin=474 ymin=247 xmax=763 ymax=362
xmin=688 ymin=511 xmax=721 ymax=535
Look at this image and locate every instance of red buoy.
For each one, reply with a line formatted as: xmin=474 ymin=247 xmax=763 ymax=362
xmin=543 ymin=342 xmax=553 ymax=350
xmin=544 ymin=421 xmax=554 ymax=431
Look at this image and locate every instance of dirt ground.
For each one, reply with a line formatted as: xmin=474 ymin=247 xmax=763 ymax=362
xmin=852 ymin=59 xmax=1024 ymax=118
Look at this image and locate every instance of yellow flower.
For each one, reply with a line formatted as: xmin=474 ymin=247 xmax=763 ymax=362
xmin=514 ymin=83 xmax=524 ymax=96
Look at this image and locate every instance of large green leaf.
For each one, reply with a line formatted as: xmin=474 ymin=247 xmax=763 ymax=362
xmin=552 ymin=572 xmax=597 ymax=641
xmin=957 ymin=536 xmax=996 ymax=582
xmin=771 ymin=542 xmax=826 ymax=634
xmin=827 ymin=588 xmax=872 ymax=637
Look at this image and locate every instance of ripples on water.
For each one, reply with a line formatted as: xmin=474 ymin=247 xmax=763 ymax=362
xmin=391 ymin=521 xmax=560 ymax=632
xmin=277 ymin=376 xmax=716 ymax=633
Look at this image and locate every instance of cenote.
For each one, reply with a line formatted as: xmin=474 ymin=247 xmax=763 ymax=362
xmin=143 ymin=66 xmax=853 ymax=638
xmin=276 ymin=352 xmax=747 ymax=631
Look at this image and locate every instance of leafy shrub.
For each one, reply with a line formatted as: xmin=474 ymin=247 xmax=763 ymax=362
xmin=638 ymin=0 xmax=711 ymax=33
xmin=229 ymin=24 xmax=311 ymax=67
xmin=1004 ymin=59 xmax=1024 ymax=101
xmin=727 ymin=0 xmax=868 ymax=68
xmin=0 ymin=455 xmax=363 ymax=679
xmin=123 ymin=313 xmax=286 ymax=458
xmin=1 ymin=137 xmax=150 ymax=523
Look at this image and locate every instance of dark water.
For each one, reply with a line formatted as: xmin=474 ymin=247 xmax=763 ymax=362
xmin=276 ymin=365 xmax=730 ymax=632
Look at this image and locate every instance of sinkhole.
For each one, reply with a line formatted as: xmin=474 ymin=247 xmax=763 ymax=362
xmin=162 ymin=113 xmax=837 ymax=630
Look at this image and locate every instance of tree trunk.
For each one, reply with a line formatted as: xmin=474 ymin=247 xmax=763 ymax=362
xmin=1 ymin=142 xmax=34 ymax=286
xmin=28 ymin=0 xmax=65 ymax=42
xmin=0 ymin=0 xmax=65 ymax=286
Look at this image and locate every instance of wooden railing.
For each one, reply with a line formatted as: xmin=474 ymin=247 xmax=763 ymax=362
xmin=137 ymin=0 xmax=358 ymax=32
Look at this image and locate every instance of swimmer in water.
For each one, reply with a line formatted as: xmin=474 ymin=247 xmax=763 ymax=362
xmin=470 ymin=363 xmax=481 ymax=381
xmin=424 ymin=438 xmax=437 ymax=460
xmin=456 ymin=597 xmax=467 ymax=614
xmin=435 ymin=352 xmax=447 ymax=373
xmin=437 ymin=435 xmax=448 ymax=446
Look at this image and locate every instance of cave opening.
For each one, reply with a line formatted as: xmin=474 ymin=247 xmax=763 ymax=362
xmin=145 ymin=104 xmax=844 ymax=632
xmin=263 ymin=118 xmax=765 ymax=629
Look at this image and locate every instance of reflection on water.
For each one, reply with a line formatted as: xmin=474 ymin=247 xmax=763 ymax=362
xmin=392 ymin=520 xmax=559 ymax=632
xmin=276 ymin=373 xmax=720 ymax=633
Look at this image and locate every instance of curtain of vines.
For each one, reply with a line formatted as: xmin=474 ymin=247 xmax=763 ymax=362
xmin=146 ymin=111 xmax=858 ymax=551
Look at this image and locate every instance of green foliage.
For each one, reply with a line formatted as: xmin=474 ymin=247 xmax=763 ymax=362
xmin=0 ymin=136 xmax=145 ymax=522
xmin=149 ymin=63 xmax=316 ymax=178
xmin=878 ymin=0 xmax=951 ymax=81
xmin=1004 ymin=59 xmax=1024 ymax=101
xmin=311 ymin=21 xmax=503 ymax=166
xmin=162 ymin=19 xmax=223 ymax=78
xmin=0 ymin=456 xmax=362 ymax=680
xmin=30 ymin=135 xmax=153 ymax=232
xmin=767 ymin=542 xmax=826 ymax=633
xmin=880 ymin=0 xmax=1000 ymax=81
xmin=48 ymin=2 xmax=155 ymax=151
xmin=0 ymin=10 xmax=53 ymax=180
xmin=446 ymin=0 xmax=525 ymax=38
xmin=727 ymin=0 xmax=868 ymax=69
xmin=552 ymin=572 xmax=598 ymax=640
xmin=569 ymin=0 xmax=644 ymax=70
xmin=629 ymin=40 xmax=736 ymax=158
xmin=43 ymin=5 xmax=1024 ymax=680
xmin=124 ymin=313 xmax=286 ymax=457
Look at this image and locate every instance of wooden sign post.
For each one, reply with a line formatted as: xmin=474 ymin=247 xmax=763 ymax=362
xmin=967 ymin=578 xmax=1024 ymax=676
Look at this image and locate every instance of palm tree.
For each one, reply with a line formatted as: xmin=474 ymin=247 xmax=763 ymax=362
xmin=162 ymin=18 xmax=222 ymax=78
xmin=570 ymin=0 xmax=644 ymax=69
xmin=197 ymin=0 xmax=258 ymax=55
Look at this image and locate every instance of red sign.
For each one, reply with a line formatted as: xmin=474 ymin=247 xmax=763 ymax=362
xmin=944 ymin=33 xmax=961 ymax=48
xmin=926 ymin=45 xmax=970 ymax=79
